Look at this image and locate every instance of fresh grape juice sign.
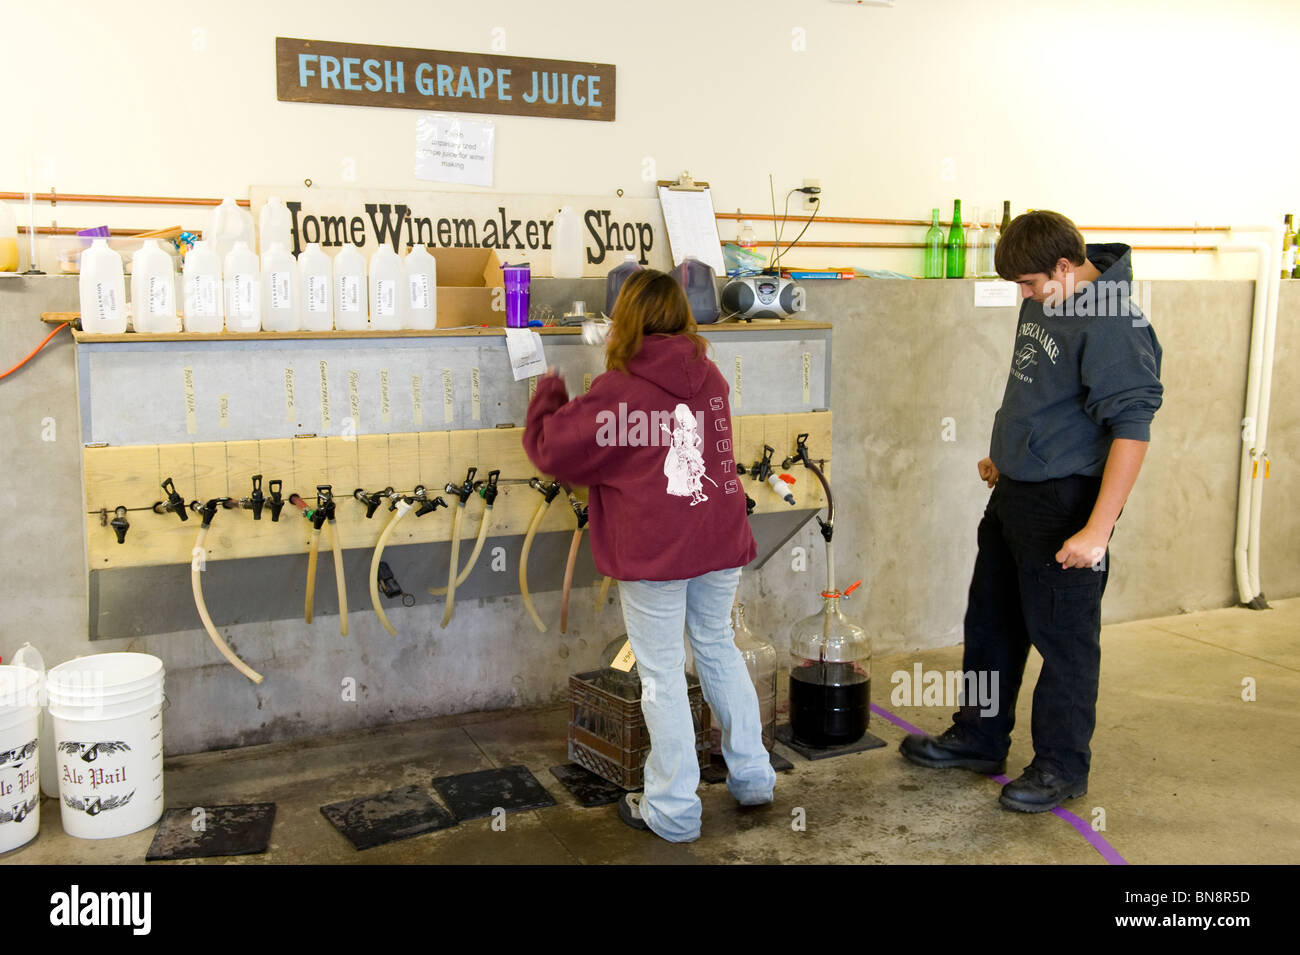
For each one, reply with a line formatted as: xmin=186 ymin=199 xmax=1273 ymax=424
xmin=276 ymin=37 xmax=615 ymax=122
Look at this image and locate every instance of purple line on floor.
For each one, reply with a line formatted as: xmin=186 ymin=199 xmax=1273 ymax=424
xmin=869 ymin=701 xmax=1129 ymax=865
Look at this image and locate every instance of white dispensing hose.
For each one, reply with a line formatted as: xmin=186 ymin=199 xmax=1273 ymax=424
xmin=191 ymin=524 xmax=264 ymax=684
xmin=368 ymin=498 xmax=412 ymax=636
xmin=519 ymin=498 xmax=552 ymax=633
xmin=304 ymin=525 xmax=321 ymax=624
xmin=440 ymin=503 xmax=464 ymax=630
xmin=329 ymin=517 xmax=348 ymax=637
xmin=429 ymin=498 xmax=493 ymax=596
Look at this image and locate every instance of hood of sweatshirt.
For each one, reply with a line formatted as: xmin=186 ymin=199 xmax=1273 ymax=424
xmin=623 ymin=334 xmax=709 ymax=399
xmin=1087 ymin=242 xmax=1133 ymax=286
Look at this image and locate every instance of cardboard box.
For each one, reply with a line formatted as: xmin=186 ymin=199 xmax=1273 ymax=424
xmin=430 ymin=247 xmax=508 ymax=328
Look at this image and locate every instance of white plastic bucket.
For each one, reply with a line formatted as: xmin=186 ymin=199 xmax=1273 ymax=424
xmin=10 ymin=643 xmax=57 ymax=798
xmin=47 ymin=654 xmax=164 ymax=840
xmin=0 ymin=666 xmax=42 ymax=853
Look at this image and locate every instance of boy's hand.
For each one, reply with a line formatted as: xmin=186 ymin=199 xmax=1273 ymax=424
xmin=1056 ymin=523 xmax=1111 ymax=569
xmin=977 ymin=457 xmax=999 ymax=488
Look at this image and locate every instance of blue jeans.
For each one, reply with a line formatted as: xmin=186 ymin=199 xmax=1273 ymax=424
xmin=618 ymin=566 xmax=777 ymax=842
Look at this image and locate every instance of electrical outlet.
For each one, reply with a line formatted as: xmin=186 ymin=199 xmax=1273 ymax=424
xmin=802 ymin=178 xmax=820 ymax=209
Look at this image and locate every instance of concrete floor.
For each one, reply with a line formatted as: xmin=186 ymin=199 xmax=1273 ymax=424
xmin=4 ymin=598 xmax=1297 ymax=865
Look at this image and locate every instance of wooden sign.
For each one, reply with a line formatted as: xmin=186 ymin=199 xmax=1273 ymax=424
xmin=276 ymin=37 xmax=616 ymax=122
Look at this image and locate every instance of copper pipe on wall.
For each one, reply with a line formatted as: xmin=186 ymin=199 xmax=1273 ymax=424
xmin=19 ymin=226 xmax=159 ymax=237
xmin=0 ymin=191 xmax=249 ymax=208
xmin=717 ymin=211 xmax=1234 ymax=233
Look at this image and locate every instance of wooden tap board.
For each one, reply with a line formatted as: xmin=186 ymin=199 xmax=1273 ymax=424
xmin=84 ymin=412 xmax=832 ymax=570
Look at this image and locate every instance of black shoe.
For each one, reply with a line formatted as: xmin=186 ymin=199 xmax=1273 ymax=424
xmin=617 ymin=792 xmax=650 ymax=831
xmin=999 ymin=763 xmax=1087 ymax=813
xmin=898 ymin=725 xmax=1007 ymax=774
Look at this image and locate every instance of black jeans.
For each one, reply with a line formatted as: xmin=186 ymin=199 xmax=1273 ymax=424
xmin=953 ymin=474 xmax=1108 ymax=781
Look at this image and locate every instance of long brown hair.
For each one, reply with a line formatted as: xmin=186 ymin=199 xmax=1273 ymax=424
xmin=604 ymin=269 xmax=710 ymax=372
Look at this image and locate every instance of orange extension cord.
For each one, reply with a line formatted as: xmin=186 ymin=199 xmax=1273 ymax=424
xmin=0 ymin=323 xmax=70 ymax=380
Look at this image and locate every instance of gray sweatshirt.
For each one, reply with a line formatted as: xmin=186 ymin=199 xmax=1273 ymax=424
xmin=989 ymin=243 xmax=1163 ymax=482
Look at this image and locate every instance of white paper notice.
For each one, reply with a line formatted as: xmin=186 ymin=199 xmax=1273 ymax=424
xmin=657 ymin=184 xmax=726 ymax=276
xmin=505 ymin=328 xmax=547 ymax=382
xmin=973 ymin=281 xmax=1020 ymax=308
xmin=415 ymin=114 xmax=495 ymax=187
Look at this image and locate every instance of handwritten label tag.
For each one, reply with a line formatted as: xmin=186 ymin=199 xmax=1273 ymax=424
xmin=442 ymin=368 xmax=455 ymax=423
xmin=412 ymin=375 xmax=423 ymax=427
xmin=349 ymin=370 xmax=360 ymax=424
xmin=380 ymin=370 xmax=391 ymax=424
xmin=284 ymin=368 xmax=296 ymax=422
xmin=471 ymin=367 xmax=481 ymax=421
xmin=583 ymin=373 xmax=593 ymax=393
xmin=529 ymin=376 xmax=537 ymax=400
xmin=218 ymin=394 xmax=229 ymax=429
xmin=609 ymin=639 xmax=637 ymax=672
xmin=733 ymin=355 xmax=743 ymax=408
xmin=801 ymin=352 xmax=811 ymax=405
xmin=183 ymin=367 xmax=197 ymax=435
xmin=318 ymin=360 xmax=331 ymax=432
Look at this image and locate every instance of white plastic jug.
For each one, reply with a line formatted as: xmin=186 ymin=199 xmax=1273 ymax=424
xmin=369 ymin=245 xmax=403 ymax=331
xmin=223 ymin=241 xmax=261 ymax=333
xmin=333 ymin=244 xmax=368 ymax=330
xmin=551 ymin=205 xmax=584 ymax=278
xmin=261 ymin=242 xmax=301 ymax=332
xmin=130 ymin=240 xmax=178 ymax=333
xmin=78 ymin=239 xmax=127 ymax=334
xmin=258 ymin=196 xmax=293 ymax=256
xmin=403 ymin=244 xmax=438 ymax=330
xmin=207 ymin=197 xmax=255 ymax=265
xmin=0 ymin=201 xmax=18 ymax=272
xmin=298 ymin=243 xmax=333 ymax=331
xmin=182 ymin=240 xmax=224 ymax=332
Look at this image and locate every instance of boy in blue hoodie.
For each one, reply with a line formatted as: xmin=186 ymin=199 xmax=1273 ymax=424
xmin=900 ymin=211 xmax=1163 ymax=812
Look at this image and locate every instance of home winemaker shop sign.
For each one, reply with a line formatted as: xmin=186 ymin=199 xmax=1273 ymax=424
xmin=276 ymin=37 xmax=616 ymax=121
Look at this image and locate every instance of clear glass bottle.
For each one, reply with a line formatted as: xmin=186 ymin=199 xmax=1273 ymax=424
xmin=923 ymin=207 xmax=944 ymax=279
xmin=980 ymin=208 xmax=1000 ymax=278
xmin=730 ymin=602 xmax=778 ymax=752
xmin=788 ymin=591 xmax=871 ymax=747
xmin=965 ymin=206 xmax=984 ymax=279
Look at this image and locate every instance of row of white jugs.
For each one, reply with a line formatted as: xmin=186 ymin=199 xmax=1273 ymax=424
xmin=78 ymin=238 xmax=438 ymax=334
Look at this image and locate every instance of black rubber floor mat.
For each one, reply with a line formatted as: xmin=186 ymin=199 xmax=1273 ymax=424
xmin=700 ymin=750 xmax=794 ymax=784
xmin=145 ymin=803 xmax=276 ymax=861
xmin=431 ymin=764 xmax=558 ymax=821
xmin=775 ymin=724 xmax=887 ymax=761
xmin=549 ymin=763 xmax=627 ymax=807
xmin=319 ymin=786 xmax=457 ymax=850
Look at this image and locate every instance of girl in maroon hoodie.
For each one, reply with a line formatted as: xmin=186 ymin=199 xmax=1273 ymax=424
xmin=525 ymin=269 xmax=776 ymax=842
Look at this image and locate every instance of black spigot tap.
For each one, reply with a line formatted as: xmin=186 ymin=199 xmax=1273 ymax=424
xmin=479 ymin=469 xmax=500 ymax=506
xmin=529 ymin=477 xmax=561 ymax=503
xmin=268 ymin=480 xmax=285 ymax=522
xmin=190 ymin=497 xmax=231 ymax=529
xmin=411 ymin=486 xmax=448 ymax=517
xmin=354 ymin=487 xmax=387 ymax=519
xmin=110 ymin=506 xmax=129 ymax=544
xmin=240 ymin=474 xmax=266 ymax=520
xmin=153 ymin=477 xmax=189 ymax=522
xmin=446 ymin=467 xmax=479 ymax=505
xmin=569 ymin=497 xmax=589 ymax=528
xmin=311 ymin=485 xmax=334 ymax=530
xmin=743 ymin=445 xmax=776 ymax=484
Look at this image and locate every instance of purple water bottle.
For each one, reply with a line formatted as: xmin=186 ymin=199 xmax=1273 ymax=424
xmin=502 ymin=262 xmax=531 ymax=328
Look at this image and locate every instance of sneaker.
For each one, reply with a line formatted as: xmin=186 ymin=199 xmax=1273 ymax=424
xmin=898 ymin=725 xmax=1007 ymax=774
xmin=618 ymin=792 xmax=650 ymax=831
xmin=998 ymin=763 xmax=1088 ymax=813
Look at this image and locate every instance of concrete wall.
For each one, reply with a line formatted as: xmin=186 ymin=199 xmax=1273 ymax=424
xmin=1 ymin=275 xmax=1295 ymax=755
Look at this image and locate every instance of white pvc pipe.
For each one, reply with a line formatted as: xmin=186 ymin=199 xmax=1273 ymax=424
xmin=1218 ymin=222 xmax=1281 ymax=605
xmin=1247 ymin=221 xmax=1285 ymax=600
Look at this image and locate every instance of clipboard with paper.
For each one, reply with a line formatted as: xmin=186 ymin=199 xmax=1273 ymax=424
xmin=656 ymin=173 xmax=726 ymax=277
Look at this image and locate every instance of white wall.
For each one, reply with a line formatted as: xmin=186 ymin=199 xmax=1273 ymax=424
xmin=7 ymin=0 xmax=1300 ymax=278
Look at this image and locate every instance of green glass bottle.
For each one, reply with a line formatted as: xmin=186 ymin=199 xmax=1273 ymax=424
xmin=924 ymin=208 xmax=944 ymax=278
xmin=1000 ymin=200 xmax=1012 ymax=235
xmin=946 ymin=200 xmax=965 ymax=278
xmin=1285 ymin=214 xmax=1296 ymax=279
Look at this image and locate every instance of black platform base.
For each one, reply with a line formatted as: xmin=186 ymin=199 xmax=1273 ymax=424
xmin=146 ymin=803 xmax=277 ymax=861
xmin=775 ymin=723 xmax=887 ymax=761
xmin=431 ymin=764 xmax=558 ymax=821
xmin=320 ymin=786 xmax=457 ymax=851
